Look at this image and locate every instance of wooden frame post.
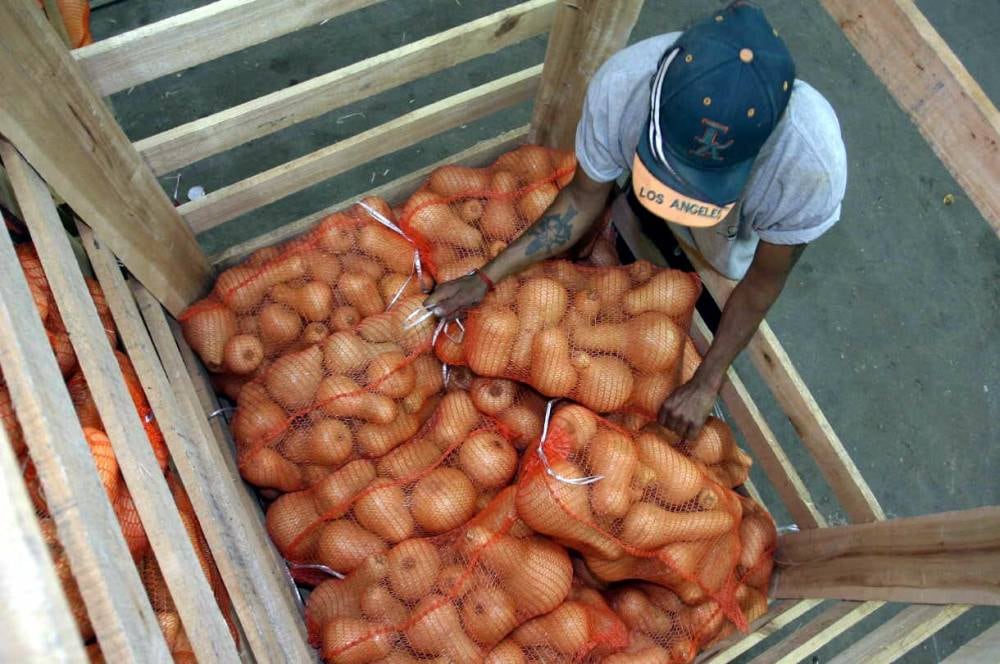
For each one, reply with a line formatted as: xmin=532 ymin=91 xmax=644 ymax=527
xmin=530 ymin=0 xmax=644 ymax=150
xmin=0 ymin=0 xmax=211 ymax=315
xmin=773 ymin=506 xmax=1000 ymax=605
xmin=0 ymin=419 xmax=87 ymax=664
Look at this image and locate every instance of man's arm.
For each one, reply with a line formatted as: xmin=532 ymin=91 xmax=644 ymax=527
xmin=659 ymin=240 xmax=807 ymax=439
xmin=424 ymin=167 xmax=613 ymax=319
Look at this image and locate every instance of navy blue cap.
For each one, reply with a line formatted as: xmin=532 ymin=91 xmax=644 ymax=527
xmin=635 ymin=1 xmax=795 ymax=216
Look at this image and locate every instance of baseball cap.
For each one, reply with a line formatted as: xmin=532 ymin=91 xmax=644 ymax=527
xmin=633 ymin=1 xmax=795 ymax=227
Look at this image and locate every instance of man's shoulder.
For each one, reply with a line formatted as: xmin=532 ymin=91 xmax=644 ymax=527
xmin=782 ymin=81 xmax=847 ymax=170
xmin=591 ymin=33 xmax=682 ymax=90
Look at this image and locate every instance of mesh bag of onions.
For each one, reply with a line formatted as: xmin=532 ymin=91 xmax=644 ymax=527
xmin=179 ymin=198 xmax=449 ymax=492
xmin=303 ymin=487 xmax=633 ymax=663
xmin=434 ymin=259 xmax=703 ymax=415
xmin=265 ymin=387 xmax=545 ymax=579
xmin=515 ymin=403 xmax=772 ymax=632
xmin=398 ymin=144 xmax=577 ymax=283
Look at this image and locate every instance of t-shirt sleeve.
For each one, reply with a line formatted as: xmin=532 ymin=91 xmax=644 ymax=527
xmin=753 ymin=131 xmax=847 ymax=246
xmin=575 ymin=66 xmax=629 ymax=183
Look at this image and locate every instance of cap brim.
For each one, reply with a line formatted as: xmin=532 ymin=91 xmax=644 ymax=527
xmin=632 ymin=152 xmax=736 ymax=228
xmin=635 ymin=125 xmax=756 ymax=226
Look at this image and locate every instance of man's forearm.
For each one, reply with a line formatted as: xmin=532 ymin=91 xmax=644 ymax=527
xmin=694 ymin=276 xmax=781 ymax=389
xmin=481 ymin=185 xmax=607 ymax=283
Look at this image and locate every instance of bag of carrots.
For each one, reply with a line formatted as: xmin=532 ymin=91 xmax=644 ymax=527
xmin=435 ymin=259 xmax=702 ymax=416
xmin=399 ymin=144 xmax=577 ymax=283
xmin=265 ymin=389 xmax=532 ymax=577
xmin=515 ymin=403 xmax=771 ymax=630
xmin=305 ymin=487 xmax=576 ymax=663
xmin=137 ymin=474 xmax=240 ymax=663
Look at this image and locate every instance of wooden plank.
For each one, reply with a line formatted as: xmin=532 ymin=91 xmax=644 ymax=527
xmin=773 ymin=506 xmax=1000 ymax=605
xmin=819 ymin=0 xmax=1000 ymax=236
xmin=530 ymin=0 xmax=643 ymax=150
xmin=747 ymin=601 xmax=885 ymax=664
xmin=0 ymin=411 xmax=88 ymax=664
xmin=942 ymin=621 xmax=1000 ymax=663
xmin=0 ymin=3 xmax=211 ymax=316
xmin=137 ymin=1 xmax=555 ymax=175
xmin=79 ymin=227 xmax=312 ymax=662
xmin=181 ymin=65 xmax=542 ymax=234
xmin=74 ymin=0 xmax=383 ymax=96
xmin=678 ymin=246 xmax=885 ymax=524
xmin=42 ymin=0 xmax=72 ymax=47
xmin=691 ymin=313 xmax=826 ymax=530
xmin=699 ymin=599 xmax=823 ymax=663
xmin=211 ymin=125 xmax=530 ymax=267
xmin=828 ymin=604 xmax=971 ymax=664
xmin=132 ymin=284 xmax=309 ymax=623
xmin=1 ymin=143 xmax=238 ymax=664
xmin=0 ymin=216 xmax=168 ymax=662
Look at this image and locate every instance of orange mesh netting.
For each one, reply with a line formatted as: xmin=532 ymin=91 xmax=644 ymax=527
xmin=265 ymin=389 xmax=530 ymax=577
xmin=36 ymin=0 xmax=93 ymax=48
xmin=515 ymin=403 xmax=762 ymax=631
xmin=434 ymin=259 xmax=702 ymax=416
xmin=179 ymin=199 xmax=446 ymax=492
xmin=399 ymin=145 xmax=577 ymax=283
xmin=305 ymin=488 xmax=585 ymax=662
xmin=492 ymin=580 xmax=630 ymax=662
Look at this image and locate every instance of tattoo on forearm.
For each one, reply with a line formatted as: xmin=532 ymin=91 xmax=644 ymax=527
xmin=524 ymin=204 xmax=577 ymax=256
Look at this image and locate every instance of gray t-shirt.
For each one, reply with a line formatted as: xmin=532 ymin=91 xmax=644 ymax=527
xmin=576 ymin=34 xmax=848 ymax=279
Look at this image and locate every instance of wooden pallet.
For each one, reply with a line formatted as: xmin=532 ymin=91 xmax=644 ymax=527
xmin=0 ymin=1 xmax=997 ymax=662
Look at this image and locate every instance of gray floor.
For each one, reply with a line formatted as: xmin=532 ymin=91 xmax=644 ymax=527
xmin=91 ymin=1 xmax=999 ymax=661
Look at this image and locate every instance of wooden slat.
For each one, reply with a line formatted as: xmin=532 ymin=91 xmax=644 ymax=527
xmin=819 ymin=0 xmax=1000 ymax=236
xmin=942 ymin=621 xmax=1000 ymax=663
xmin=137 ymin=1 xmax=555 ymax=175
xmin=699 ymin=599 xmax=823 ymax=663
xmin=132 ymin=283 xmax=310 ymax=623
xmin=691 ymin=313 xmax=826 ymax=530
xmin=74 ymin=0 xmax=383 ymax=96
xmin=181 ymin=65 xmax=542 ymax=234
xmin=774 ymin=506 xmax=1000 ymax=605
xmin=530 ymin=0 xmax=644 ymax=150
xmin=79 ymin=226 xmax=313 ymax=662
xmin=828 ymin=604 xmax=971 ymax=664
xmin=212 ymin=125 xmax=530 ymax=267
xmin=0 ymin=208 xmax=167 ymax=662
xmin=2 ymin=143 xmax=238 ymax=663
xmin=747 ymin=601 xmax=885 ymax=664
xmin=41 ymin=0 xmax=72 ymax=46
xmin=0 ymin=410 xmax=88 ymax=664
xmin=679 ymin=248 xmax=885 ymax=524
xmin=0 ymin=2 xmax=210 ymax=316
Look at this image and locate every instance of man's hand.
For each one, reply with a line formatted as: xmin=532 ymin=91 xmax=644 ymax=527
xmin=658 ymin=377 xmax=720 ymax=441
xmin=423 ymin=272 xmax=488 ymax=320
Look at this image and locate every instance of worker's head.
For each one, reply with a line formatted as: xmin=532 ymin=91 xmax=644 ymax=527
xmin=633 ymin=1 xmax=795 ymax=227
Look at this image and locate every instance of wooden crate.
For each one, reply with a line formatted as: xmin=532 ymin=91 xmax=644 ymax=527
xmin=0 ymin=1 xmax=997 ymax=662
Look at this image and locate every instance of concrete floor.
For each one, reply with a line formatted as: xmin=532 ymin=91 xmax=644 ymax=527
xmin=92 ymin=1 xmax=999 ymax=661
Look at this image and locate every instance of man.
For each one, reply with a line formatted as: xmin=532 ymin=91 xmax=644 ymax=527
xmin=425 ymin=2 xmax=846 ymax=439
